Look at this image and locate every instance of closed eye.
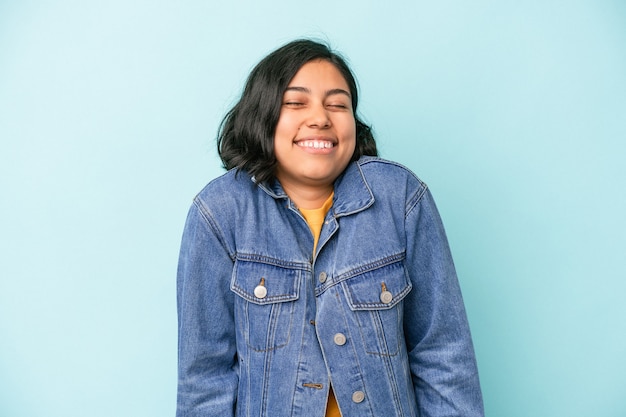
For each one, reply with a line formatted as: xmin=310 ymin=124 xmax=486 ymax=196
xmin=327 ymin=103 xmax=350 ymax=110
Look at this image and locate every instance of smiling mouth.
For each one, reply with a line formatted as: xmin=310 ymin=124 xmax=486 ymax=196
xmin=295 ymin=139 xmax=336 ymax=149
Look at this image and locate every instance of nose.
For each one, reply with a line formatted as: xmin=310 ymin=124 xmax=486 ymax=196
xmin=306 ymin=102 xmax=331 ymax=129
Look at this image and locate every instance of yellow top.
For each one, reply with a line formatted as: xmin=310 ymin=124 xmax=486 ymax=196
xmin=298 ymin=191 xmax=341 ymax=417
xmin=298 ymin=192 xmax=334 ymax=251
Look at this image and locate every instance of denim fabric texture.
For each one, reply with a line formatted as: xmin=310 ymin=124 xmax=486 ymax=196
xmin=176 ymin=156 xmax=484 ymax=417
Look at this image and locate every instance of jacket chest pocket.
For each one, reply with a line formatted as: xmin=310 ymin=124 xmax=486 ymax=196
xmin=231 ymin=259 xmax=302 ymax=352
xmin=341 ymin=260 xmax=411 ymax=356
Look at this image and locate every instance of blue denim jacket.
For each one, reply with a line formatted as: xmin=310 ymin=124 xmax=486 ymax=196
xmin=177 ymin=156 xmax=483 ymax=417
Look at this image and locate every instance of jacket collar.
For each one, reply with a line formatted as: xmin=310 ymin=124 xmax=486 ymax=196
xmin=255 ymin=159 xmax=375 ymax=217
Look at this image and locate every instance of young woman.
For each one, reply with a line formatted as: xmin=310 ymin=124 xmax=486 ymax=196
xmin=176 ymin=39 xmax=484 ymax=417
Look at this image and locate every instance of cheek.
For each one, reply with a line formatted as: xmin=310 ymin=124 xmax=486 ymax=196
xmin=344 ymin=118 xmax=357 ymax=146
xmin=275 ymin=110 xmax=299 ymax=131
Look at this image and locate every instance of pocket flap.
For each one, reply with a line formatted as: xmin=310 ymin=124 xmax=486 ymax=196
xmin=342 ymin=261 xmax=411 ymax=311
xmin=231 ymin=259 xmax=301 ymax=305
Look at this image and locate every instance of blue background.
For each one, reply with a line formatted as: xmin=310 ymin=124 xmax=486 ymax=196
xmin=1 ymin=1 xmax=625 ymax=416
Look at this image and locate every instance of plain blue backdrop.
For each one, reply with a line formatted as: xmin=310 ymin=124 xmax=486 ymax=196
xmin=1 ymin=1 xmax=625 ymax=416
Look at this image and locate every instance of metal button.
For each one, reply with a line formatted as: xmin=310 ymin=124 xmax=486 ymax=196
xmin=254 ymin=285 xmax=267 ymax=299
xmin=254 ymin=278 xmax=267 ymax=298
xmin=333 ymin=333 xmax=347 ymax=346
xmin=318 ymin=271 xmax=328 ymax=283
xmin=352 ymin=390 xmax=365 ymax=403
xmin=380 ymin=290 xmax=393 ymax=304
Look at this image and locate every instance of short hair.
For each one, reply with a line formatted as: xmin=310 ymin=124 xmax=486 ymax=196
xmin=217 ymin=39 xmax=378 ymax=184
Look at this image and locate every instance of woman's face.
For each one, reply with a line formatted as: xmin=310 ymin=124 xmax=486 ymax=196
xmin=273 ymin=59 xmax=356 ymax=195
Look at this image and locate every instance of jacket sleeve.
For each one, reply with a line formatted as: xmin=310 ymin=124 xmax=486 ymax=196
xmin=176 ymin=200 xmax=237 ymax=417
xmin=403 ymin=188 xmax=484 ymax=417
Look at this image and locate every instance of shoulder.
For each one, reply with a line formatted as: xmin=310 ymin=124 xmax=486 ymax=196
xmin=353 ymin=157 xmax=442 ymax=220
xmin=357 ymin=156 xmax=426 ymax=184
xmin=191 ymin=168 xmax=259 ymax=218
xmin=195 ymin=168 xmax=254 ymax=200
xmin=355 ymin=156 xmax=428 ymax=200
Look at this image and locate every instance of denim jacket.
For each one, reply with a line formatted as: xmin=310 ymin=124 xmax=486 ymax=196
xmin=177 ymin=156 xmax=484 ymax=417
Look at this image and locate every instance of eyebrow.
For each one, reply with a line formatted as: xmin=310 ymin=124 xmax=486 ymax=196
xmin=284 ymin=86 xmax=351 ymax=98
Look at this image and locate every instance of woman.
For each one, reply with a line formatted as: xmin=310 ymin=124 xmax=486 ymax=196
xmin=176 ymin=39 xmax=484 ymax=417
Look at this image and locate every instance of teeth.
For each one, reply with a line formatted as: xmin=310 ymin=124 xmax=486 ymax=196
xmin=297 ymin=140 xmax=334 ymax=149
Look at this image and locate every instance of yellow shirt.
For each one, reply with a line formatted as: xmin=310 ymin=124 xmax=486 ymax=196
xmin=299 ymin=192 xmax=334 ymax=251
xmin=299 ymin=192 xmax=341 ymax=417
